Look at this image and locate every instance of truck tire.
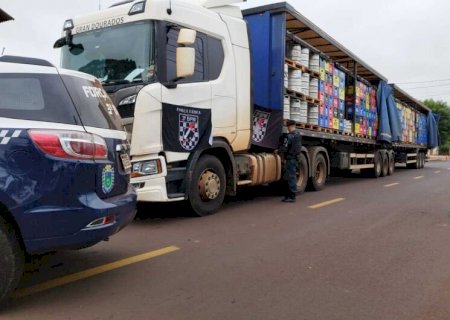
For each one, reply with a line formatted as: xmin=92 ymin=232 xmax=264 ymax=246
xmin=407 ymin=152 xmax=421 ymax=169
xmin=420 ymin=153 xmax=425 ymax=169
xmin=372 ymin=151 xmax=382 ymax=178
xmin=0 ymin=216 xmax=24 ymax=305
xmin=381 ymin=151 xmax=389 ymax=177
xmin=388 ymin=152 xmax=395 ymax=176
xmin=308 ymin=153 xmax=327 ymax=191
xmin=417 ymin=153 xmax=422 ymax=169
xmin=296 ymin=153 xmax=308 ymax=194
xmin=188 ymin=155 xmax=226 ymax=217
xmin=421 ymin=153 xmax=426 ymax=168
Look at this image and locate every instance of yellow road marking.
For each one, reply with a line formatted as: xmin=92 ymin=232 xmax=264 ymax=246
xmin=13 ymin=245 xmax=180 ymax=298
xmin=435 ymin=171 xmax=441 ymax=173
xmin=308 ymin=198 xmax=345 ymax=209
xmin=384 ymin=182 xmax=400 ymax=187
xmin=414 ymin=176 xmax=424 ymax=180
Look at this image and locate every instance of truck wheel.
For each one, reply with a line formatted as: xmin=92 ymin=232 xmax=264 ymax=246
xmin=296 ymin=153 xmax=308 ymax=194
xmin=0 ymin=216 xmax=24 ymax=304
xmin=421 ymin=153 xmax=426 ymax=168
xmin=381 ymin=152 xmax=389 ymax=177
xmin=308 ymin=153 xmax=327 ymax=191
xmin=408 ymin=152 xmax=421 ymax=169
xmin=388 ymin=152 xmax=395 ymax=176
xmin=420 ymin=153 xmax=425 ymax=169
xmin=188 ymin=155 xmax=226 ymax=217
xmin=372 ymin=151 xmax=382 ymax=178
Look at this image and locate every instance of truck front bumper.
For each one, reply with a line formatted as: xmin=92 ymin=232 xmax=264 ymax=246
xmin=132 ymin=176 xmax=171 ymax=202
xmin=131 ymin=156 xmax=185 ymax=202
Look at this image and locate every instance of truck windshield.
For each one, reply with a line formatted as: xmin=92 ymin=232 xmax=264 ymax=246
xmin=61 ymin=21 xmax=155 ymax=86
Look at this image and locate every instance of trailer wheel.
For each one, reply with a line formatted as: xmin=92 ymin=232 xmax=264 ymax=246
xmin=388 ymin=152 xmax=395 ymax=176
xmin=308 ymin=153 xmax=327 ymax=191
xmin=0 ymin=216 xmax=24 ymax=305
xmin=421 ymin=153 xmax=426 ymax=168
xmin=188 ymin=155 xmax=226 ymax=217
xmin=419 ymin=153 xmax=425 ymax=169
xmin=381 ymin=152 xmax=389 ymax=177
xmin=372 ymin=151 xmax=382 ymax=178
xmin=296 ymin=153 xmax=308 ymax=194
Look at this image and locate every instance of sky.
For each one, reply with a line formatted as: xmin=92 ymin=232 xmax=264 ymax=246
xmin=1 ymin=0 xmax=450 ymax=104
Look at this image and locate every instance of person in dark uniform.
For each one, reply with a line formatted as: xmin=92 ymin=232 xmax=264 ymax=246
xmin=279 ymin=120 xmax=302 ymax=203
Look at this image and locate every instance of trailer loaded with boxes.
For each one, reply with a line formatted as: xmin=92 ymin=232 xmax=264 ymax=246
xmin=244 ymin=2 xmax=438 ymax=180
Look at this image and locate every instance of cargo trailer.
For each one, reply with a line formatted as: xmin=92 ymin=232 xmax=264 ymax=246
xmin=55 ymin=0 xmax=439 ymax=216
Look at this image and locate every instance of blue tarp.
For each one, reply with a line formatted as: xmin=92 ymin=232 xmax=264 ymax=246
xmin=427 ymin=112 xmax=439 ymax=148
xmin=376 ymin=81 xmax=402 ymax=143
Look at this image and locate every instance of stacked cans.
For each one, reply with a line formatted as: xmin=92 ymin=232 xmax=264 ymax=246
xmin=347 ymin=81 xmax=378 ymax=137
xmin=310 ymin=54 xmax=320 ymax=73
xmin=288 ymin=69 xmax=302 ymax=92
xmin=300 ymin=48 xmax=310 ymax=68
xmin=284 ymin=64 xmax=289 ymax=89
xmin=288 ymin=44 xmax=302 ymax=63
xmin=318 ymin=58 xmax=346 ymax=130
xmin=283 ymin=95 xmax=291 ymax=119
xmin=309 ymin=78 xmax=319 ymax=99
xmin=308 ymin=104 xmax=319 ymax=125
xmin=290 ymin=98 xmax=308 ymax=123
xmin=301 ymin=73 xmax=310 ymax=96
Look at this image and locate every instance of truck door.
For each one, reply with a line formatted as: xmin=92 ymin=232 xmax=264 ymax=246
xmin=161 ymin=27 xmax=211 ymax=127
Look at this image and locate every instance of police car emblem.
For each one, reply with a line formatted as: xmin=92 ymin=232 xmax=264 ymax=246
xmin=252 ymin=110 xmax=271 ymax=143
xmin=179 ymin=114 xmax=200 ymax=151
xmin=102 ymin=165 xmax=115 ymax=194
xmin=0 ymin=130 xmax=22 ymax=145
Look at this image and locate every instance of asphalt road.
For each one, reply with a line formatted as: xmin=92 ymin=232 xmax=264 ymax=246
xmin=2 ymin=161 xmax=450 ymax=320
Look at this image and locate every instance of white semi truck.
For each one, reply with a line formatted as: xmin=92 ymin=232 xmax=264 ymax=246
xmin=55 ymin=0 xmax=438 ymax=216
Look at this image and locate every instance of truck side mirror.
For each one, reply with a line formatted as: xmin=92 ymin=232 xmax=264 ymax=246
xmin=176 ymin=47 xmax=195 ymax=78
xmin=177 ymin=28 xmax=197 ymax=46
xmin=175 ymin=28 xmax=197 ymax=79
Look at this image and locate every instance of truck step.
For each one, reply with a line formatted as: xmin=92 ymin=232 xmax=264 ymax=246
xmin=237 ymin=180 xmax=253 ymax=186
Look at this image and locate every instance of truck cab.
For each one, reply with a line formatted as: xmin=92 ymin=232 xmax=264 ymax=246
xmin=58 ymin=0 xmax=251 ymax=210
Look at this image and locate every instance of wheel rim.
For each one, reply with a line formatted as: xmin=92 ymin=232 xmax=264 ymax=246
xmin=315 ymin=161 xmax=325 ymax=184
xmin=198 ymin=169 xmax=221 ymax=201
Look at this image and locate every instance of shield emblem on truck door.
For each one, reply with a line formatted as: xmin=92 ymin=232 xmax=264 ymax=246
xmin=252 ymin=110 xmax=271 ymax=143
xmin=179 ymin=113 xmax=200 ymax=151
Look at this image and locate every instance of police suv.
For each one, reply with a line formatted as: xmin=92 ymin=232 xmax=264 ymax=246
xmin=0 ymin=56 xmax=137 ymax=303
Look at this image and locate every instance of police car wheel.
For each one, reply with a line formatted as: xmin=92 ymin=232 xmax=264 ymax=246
xmin=0 ymin=216 xmax=24 ymax=304
xmin=296 ymin=153 xmax=308 ymax=194
xmin=189 ymin=155 xmax=226 ymax=217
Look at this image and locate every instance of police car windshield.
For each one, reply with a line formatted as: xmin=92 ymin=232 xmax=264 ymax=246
xmin=61 ymin=21 xmax=155 ymax=86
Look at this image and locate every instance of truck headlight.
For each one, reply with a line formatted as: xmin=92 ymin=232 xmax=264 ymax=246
xmin=131 ymin=159 xmax=162 ymax=177
xmin=119 ymin=94 xmax=137 ymax=106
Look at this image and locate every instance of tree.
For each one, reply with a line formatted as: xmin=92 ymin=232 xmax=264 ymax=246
xmin=423 ymin=99 xmax=450 ymax=154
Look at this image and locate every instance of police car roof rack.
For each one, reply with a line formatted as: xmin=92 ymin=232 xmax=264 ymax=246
xmin=0 ymin=55 xmax=54 ymax=67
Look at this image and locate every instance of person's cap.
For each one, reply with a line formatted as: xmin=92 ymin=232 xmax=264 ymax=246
xmin=286 ymin=119 xmax=296 ymax=127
